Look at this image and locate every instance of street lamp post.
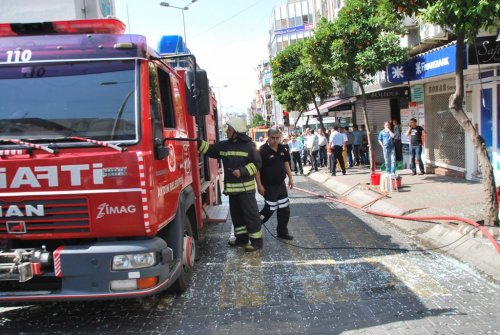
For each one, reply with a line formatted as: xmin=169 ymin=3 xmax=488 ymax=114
xmin=159 ymin=1 xmax=198 ymax=44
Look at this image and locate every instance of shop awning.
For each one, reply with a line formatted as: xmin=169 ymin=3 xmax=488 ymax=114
xmin=303 ymin=98 xmax=352 ymax=116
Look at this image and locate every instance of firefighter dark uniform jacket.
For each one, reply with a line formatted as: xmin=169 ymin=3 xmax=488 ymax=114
xmin=198 ymin=133 xmax=262 ymax=194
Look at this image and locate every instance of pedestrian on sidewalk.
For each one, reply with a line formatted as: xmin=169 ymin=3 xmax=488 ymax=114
xmin=337 ymin=126 xmax=348 ymax=171
xmin=198 ymin=117 xmax=263 ymax=252
xmin=308 ymin=129 xmax=320 ymax=172
xmin=329 ymin=125 xmax=346 ymax=176
xmin=344 ymin=126 xmax=354 ymax=168
xmin=392 ymin=119 xmax=403 ymax=162
xmin=256 ymin=128 xmax=294 ymax=240
xmin=288 ymin=133 xmax=303 ymax=175
xmin=360 ymin=124 xmax=370 ymax=165
xmin=405 ymin=117 xmax=426 ymax=175
xmin=302 ymin=129 xmax=311 ymax=166
xmin=317 ymin=128 xmax=328 ymax=168
xmin=378 ymin=120 xmax=396 ymax=175
xmin=352 ymin=124 xmax=362 ymax=166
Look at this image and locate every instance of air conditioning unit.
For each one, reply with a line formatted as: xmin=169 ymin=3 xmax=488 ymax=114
xmin=402 ymin=15 xmax=416 ymax=28
xmin=420 ymin=23 xmax=448 ymax=42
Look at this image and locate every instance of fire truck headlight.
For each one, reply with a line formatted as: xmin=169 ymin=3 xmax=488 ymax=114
xmin=112 ymin=252 xmax=157 ymax=270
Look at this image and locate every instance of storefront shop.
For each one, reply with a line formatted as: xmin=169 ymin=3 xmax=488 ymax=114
xmin=388 ymin=42 xmax=468 ymax=176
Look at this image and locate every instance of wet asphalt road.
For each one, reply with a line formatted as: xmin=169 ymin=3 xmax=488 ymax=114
xmin=1 ymin=176 xmax=499 ymax=334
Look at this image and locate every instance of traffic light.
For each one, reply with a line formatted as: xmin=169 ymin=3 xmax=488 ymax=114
xmin=283 ymin=111 xmax=289 ymax=127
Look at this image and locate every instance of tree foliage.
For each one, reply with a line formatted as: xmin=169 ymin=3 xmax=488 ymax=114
xmin=271 ymin=39 xmax=332 ymax=131
xmin=311 ymin=0 xmax=407 ymax=85
xmin=250 ymin=113 xmax=266 ymax=128
xmin=308 ymin=0 xmax=408 ymax=171
xmin=386 ymin=0 xmax=499 ymax=41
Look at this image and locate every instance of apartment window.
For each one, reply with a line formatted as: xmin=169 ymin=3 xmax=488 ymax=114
xmin=275 ymin=19 xmax=281 ymax=30
xmin=277 ymin=41 xmax=283 ymax=53
xmin=280 ymin=18 xmax=288 ymax=29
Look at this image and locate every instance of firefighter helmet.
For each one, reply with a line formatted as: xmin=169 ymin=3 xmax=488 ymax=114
xmin=226 ymin=117 xmax=247 ymax=133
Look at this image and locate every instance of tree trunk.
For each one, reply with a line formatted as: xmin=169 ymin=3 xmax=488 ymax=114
xmin=311 ymin=94 xmax=326 ymax=131
xmin=358 ymin=83 xmax=376 ymax=172
xmin=294 ymin=110 xmax=305 ymax=128
xmin=451 ymin=32 xmax=498 ymax=226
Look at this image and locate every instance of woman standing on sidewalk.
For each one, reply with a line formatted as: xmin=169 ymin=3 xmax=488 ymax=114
xmin=392 ymin=119 xmax=403 ymax=162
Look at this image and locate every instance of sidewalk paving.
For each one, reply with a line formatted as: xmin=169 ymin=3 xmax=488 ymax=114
xmin=303 ymin=163 xmax=500 ymax=282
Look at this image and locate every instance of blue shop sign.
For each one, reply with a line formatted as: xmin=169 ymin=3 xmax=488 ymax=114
xmin=387 ymin=44 xmax=466 ymax=83
xmin=275 ymin=25 xmax=305 ymax=36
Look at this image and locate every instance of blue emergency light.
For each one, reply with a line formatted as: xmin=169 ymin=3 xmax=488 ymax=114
xmin=157 ymin=35 xmax=190 ymax=55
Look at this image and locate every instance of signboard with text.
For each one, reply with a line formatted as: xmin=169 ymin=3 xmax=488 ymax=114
xmin=387 ymin=43 xmax=466 ymax=83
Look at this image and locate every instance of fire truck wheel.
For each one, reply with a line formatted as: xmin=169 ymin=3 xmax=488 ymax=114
xmin=169 ymin=214 xmax=195 ymax=292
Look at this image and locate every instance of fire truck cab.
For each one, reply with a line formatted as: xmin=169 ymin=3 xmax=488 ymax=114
xmin=0 ymin=19 xmax=222 ymax=302
xmin=249 ymin=126 xmax=269 ymax=149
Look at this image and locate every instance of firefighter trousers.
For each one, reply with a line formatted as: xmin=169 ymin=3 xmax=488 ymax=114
xmin=260 ymin=181 xmax=290 ymax=236
xmin=229 ymin=191 xmax=263 ymax=248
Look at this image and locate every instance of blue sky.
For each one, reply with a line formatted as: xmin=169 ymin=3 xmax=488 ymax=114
xmin=115 ymin=0 xmax=285 ymax=115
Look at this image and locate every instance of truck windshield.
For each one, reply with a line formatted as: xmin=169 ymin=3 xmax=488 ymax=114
xmin=0 ymin=60 xmax=138 ymax=142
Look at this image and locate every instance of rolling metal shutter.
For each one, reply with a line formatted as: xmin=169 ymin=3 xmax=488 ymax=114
xmin=355 ymin=99 xmax=391 ymax=165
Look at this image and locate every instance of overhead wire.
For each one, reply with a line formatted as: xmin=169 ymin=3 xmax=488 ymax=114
xmin=189 ymin=0 xmax=265 ymax=40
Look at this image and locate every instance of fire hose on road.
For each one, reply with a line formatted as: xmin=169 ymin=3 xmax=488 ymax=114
xmin=293 ymin=186 xmax=500 ymax=255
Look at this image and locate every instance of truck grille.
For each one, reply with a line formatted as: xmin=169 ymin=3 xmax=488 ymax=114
xmin=0 ymin=198 xmax=90 ymax=235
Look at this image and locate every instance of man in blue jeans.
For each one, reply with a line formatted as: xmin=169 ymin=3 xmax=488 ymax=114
xmin=378 ymin=120 xmax=396 ymax=175
xmin=405 ymin=118 xmax=425 ymax=175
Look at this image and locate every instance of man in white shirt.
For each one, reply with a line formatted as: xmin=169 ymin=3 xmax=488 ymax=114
xmin=288 ymin=133 xmax=304 ymax=175
xmin=328 ymin=125 xmax=346 ymax=176
xmin=308 ymin=129 xmax=319 ymax=172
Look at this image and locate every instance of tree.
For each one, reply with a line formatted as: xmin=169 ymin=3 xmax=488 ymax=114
xmin=308 ymin=0 xmax=407 ymax=172
xmin=386 ymin=0 xmax=500 ymax=225
xmin=250 ymin=113 xmax=266 ymax=128
xmin=271 ymin=39 xmax=333 ymax=131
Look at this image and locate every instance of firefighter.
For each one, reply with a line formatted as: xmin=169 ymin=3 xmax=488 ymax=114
xmin=255 ymin=127 xmax=294 ymax=240
xmin=198 ymin=117 xmax=263 ymax=252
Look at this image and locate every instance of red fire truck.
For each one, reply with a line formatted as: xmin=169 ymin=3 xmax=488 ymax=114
xmin=0 ymin=19 xmax=222 ymax=302
xmin=248 ymin=126 xmax=269 ymax=149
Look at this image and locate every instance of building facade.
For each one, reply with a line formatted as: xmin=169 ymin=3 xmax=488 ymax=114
xmin=259 ymin=1 xmax=500 ymax=183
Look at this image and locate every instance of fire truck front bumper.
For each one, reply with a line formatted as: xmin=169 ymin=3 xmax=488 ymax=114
xmin=0 ymin=238 xmax=181 ymax=302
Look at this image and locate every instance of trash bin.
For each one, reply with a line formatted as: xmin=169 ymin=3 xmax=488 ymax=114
xmin=370 ymin=172 xmax=381 ymax=186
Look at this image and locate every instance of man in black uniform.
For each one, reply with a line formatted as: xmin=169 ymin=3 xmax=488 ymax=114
xmin=256 ymin=128 xmax=294 ymax=240
xmin=198 ymin=117 xmax=263 ymax=252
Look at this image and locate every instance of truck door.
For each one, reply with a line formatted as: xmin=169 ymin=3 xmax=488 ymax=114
xmin=148 ymin=62 xmax=187 ymax=229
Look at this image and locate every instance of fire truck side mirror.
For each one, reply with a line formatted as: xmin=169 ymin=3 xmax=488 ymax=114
xmin=154 ymin=138 xmax=169 ymax=160
xmin=185 ymin=69 xmax=210 ymax=117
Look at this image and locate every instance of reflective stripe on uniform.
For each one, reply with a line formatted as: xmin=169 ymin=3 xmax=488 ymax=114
xmin=199 ymin=140 xmax=209 ymax=154
xmin=234 ymin=226 xmax=248 ymax=235
xmin=278 ymin=198 xmax=289 ymax=208
xmin=225 ymin=180 xmax=256 ymax=193
xmin=220 ymin=151 xmax=249 ymax=157
xmin=245 ymin=162 xmax=257 ymax=176
xmin=249 ymin=230 xmax=263 ymax=239
xmin=265 ymin=199 xmax=278 ymax=211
